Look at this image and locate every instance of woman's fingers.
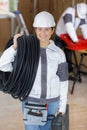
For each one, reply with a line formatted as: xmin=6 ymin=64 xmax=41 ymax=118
xmin=13 ymin=33 xmax=23 ymax=50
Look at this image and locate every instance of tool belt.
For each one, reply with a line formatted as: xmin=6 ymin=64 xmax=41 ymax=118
xmin=23 ymin=102 xmax=48 ymax=126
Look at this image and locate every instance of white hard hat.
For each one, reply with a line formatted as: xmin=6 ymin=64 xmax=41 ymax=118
xmin=33 ymin=11 xmax=56 ymax=27
xmin=77 ymin=3 xmax=87 ymax=19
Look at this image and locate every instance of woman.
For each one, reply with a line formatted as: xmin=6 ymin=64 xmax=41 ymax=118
xmin=0 ymin=11 xmax=68 ymax=130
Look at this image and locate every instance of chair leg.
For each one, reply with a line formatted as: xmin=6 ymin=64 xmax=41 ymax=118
xmin=72 ymin=51 xmax=81 ymax=80
xmin=71 ymin=53 xmax=84 ymax=94
xmin=71 ymin=80 xmax=76 ymax=94
xmin=79 ymin=53 xmax=87 ymax=75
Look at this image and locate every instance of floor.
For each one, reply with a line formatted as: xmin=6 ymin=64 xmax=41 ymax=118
xmin=68 ymin=75 xmax=87 ymax=130
xmin=0 ymin=74 xmax=87 ymax=130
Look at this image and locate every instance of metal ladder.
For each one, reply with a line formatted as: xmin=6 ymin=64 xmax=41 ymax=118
xmin=13 ymin=11 xmax=29 ymax=36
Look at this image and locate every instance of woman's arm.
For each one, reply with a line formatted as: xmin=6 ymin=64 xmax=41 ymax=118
xmin=0 ymin=33 xmax=22 ymax=72
xmin=0 ymin=46 xmax=16 ymax=72
xmin=56 ymin=62 xmax=68 ymax=113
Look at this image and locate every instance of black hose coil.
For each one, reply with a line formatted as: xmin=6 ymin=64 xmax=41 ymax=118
xmin=0 ymin=35 xmax=40 ymax=101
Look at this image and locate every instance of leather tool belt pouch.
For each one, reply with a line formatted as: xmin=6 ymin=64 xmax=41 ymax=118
xmin=23 ymin=102 xmax=48 ymax=125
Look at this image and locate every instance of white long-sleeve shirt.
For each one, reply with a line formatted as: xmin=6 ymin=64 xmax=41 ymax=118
xmin=56 ymin=7 xmax=87 ymax=42
xmin=0 ymin=40 xmax=68 ymax=112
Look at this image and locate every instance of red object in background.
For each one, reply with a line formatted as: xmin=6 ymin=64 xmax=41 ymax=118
xmin=60 ymin=34 xmax=87 ymax=50
xmin=46 ymin=103 xmax=48 ymax=110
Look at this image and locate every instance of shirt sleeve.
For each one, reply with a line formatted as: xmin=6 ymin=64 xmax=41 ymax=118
xmin=79 ymin=19 xmax=87 ymax=39
xmin=63 ymin=13 xmax=79 ymax=42
xmin=56 ymin=62 xmax=68 ymax=113
xmin=63 ymin=13 xmax=72 ymax=23
xmin=0 ymin=46 xmax=17 ymax=72
xmin=65 ymin=22 xmax=78 ymax=42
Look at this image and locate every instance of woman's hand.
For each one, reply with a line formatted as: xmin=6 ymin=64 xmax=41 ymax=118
xmin=12 ymin=32 xmax=23 ymax=50
xmin=55 ymin=111 xmax=65 ymax=117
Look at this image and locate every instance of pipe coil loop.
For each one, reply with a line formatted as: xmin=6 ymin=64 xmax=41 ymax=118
xmin=0 ymin=35 xmax=40 ymax=101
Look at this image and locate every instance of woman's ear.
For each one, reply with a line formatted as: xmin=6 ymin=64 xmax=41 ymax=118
xmin=52 ymin=28 xmax=55 ymax=34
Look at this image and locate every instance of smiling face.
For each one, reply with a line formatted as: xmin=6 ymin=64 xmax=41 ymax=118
xmin=35 ymin=27 xmax=54 ymax=47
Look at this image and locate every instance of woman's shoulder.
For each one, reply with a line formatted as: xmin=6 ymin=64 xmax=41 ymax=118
xmin=48 ymin=40 xmax=66 ymax=61
xmin=49 ymin=40 xmax=64 ymax=52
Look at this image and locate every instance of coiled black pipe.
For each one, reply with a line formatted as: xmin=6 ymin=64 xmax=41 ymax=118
xmin=0 ymin=35 xmax=40 ymax=101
